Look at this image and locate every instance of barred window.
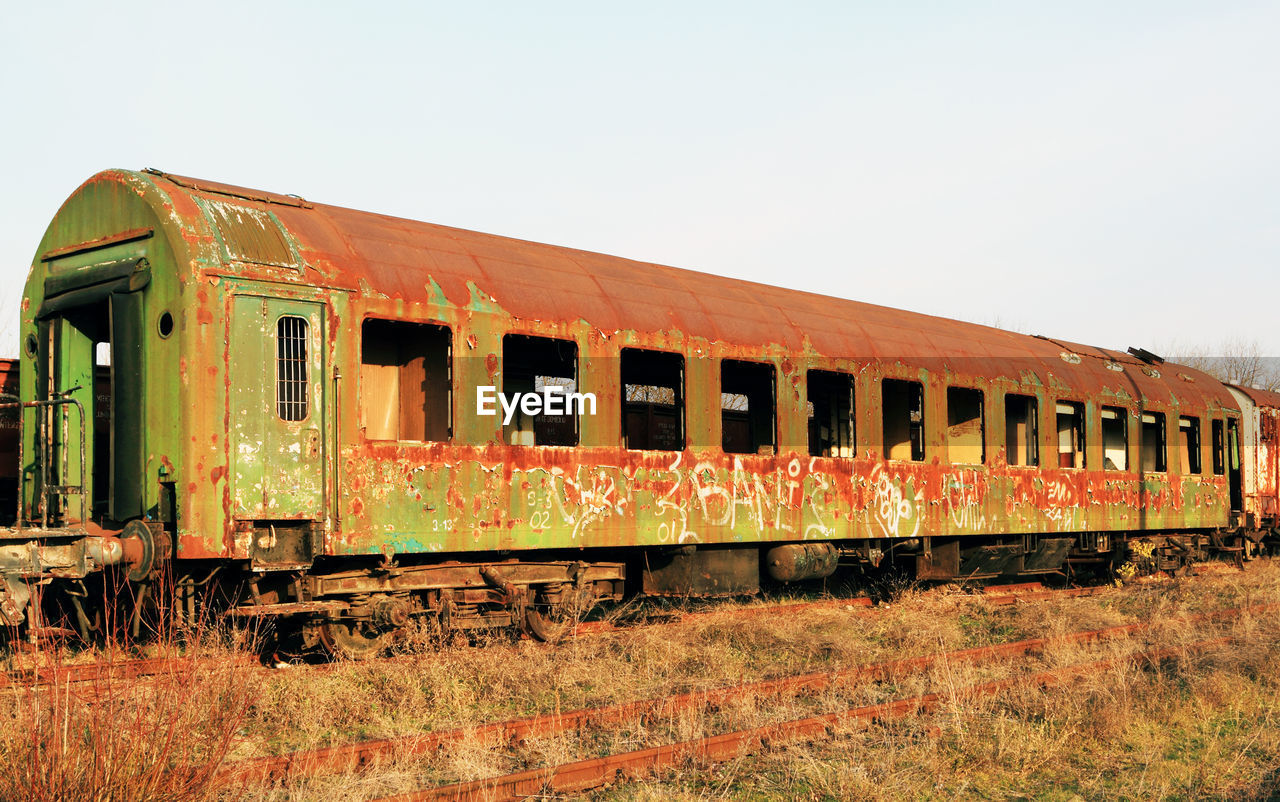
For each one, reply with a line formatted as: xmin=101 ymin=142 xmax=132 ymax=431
xmin=277 ymin=316 xmax=309 ymax=421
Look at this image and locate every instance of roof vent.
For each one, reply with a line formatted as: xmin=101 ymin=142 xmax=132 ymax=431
xmin=1126 ymin=347 xmax=1164 ymax=365
xmin=200 ymin=198 xmax=300 ymax=270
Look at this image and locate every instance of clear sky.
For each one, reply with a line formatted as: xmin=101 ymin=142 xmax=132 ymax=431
xmin=1 ymin=1 xmax=1276 ymax=357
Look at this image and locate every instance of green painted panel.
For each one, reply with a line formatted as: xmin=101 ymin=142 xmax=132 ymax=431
xmin=230 ymin=296 xmax=326 ymax=519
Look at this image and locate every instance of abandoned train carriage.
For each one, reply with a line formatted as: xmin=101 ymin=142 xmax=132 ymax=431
xmin=1 ymin=168 xmax=1259 ymax=653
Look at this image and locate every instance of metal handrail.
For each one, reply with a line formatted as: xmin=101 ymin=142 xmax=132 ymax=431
xmin=0 ymin=391 xmax=87 ymax=529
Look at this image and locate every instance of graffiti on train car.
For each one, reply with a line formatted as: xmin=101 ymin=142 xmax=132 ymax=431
xmin=512 ymin=454 xmax=842 ymax=546
xmin=943 ymin=470 xmax=988 ymax=532
xmin=867 ymin=463 xmax=924 ymax=538
xmin=518 ymin=464 xmax=627 ymax=541
xmin=334 ymin=438 xmax=1235 ymax=558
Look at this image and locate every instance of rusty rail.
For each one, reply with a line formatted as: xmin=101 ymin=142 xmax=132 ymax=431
xmin=218 ymin=602 xmax=1274 ymax=786
xmin=383 ymin=635 xmax=1236 ymax=802
xmin=573 ymin=594 xmax=876 ymax=637
xmin=0 ymin=653 xmax=257 ymax=691
xmin=981 ymin=581 xmax=1045 ymax=594
xmin=577 ymin=583 xmax=1105 ymax=637
xmin=981 ymin=585 xmax=1105 ymax=606
xmin=0 ymin=583 xmax=1107 ymax=692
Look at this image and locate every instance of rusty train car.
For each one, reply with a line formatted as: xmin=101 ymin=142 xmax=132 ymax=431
xmin=1 ymin=168 xmax=1275 ymax=655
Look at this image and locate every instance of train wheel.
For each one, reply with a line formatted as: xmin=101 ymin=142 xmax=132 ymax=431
xmin=522 ymin=606 xmax=575 ymax=643
xmin=521 ymin=582 xmax=603 ymax=643
xmin=317 ymin=619 xmax=391 ymax=659
xmin=1242 ymin=536 xmax=1259 ymax=563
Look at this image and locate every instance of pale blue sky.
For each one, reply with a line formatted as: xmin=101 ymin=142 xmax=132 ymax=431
xmin=2 ymin=2 xmax=1277 ymax=356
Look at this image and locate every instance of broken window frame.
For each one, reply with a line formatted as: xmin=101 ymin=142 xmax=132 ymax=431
xmin=1101 ymin=406 xmax=1128 ymax=471
xmin=1004 ymin=393 xmax=1039 ymax=467
xmin=1211 ymin=419 xmax=1226 ymax=475
xmin=621 ymin=348 xmax=685 ymax=451
xmin=1140 ymin=410 xmax=1168 ymax=473
xmin=1228 ymin=417 xmax=1242 ymax=472
xmin=720 ymin=359 xmax=777 ymax=456
xmin=807 ymin=370 xmax=855 ymax=458
xmin=360 ymin=318 xmax=452 ymax=443
xmin=882 ymin=378 xmax=925 ymax=462
xmin=946 ymin=386 xmax=985 ymax=465
xmin=502 ymin=333 xmax=581 ymax=447
xmin=1055 ymin=400 xmax=1086 ymax=470
xmin=1179 ymin=415 xmax=1202 ymax=475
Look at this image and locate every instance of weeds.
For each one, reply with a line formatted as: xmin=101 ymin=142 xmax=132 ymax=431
xmin=3 ymin=562 xmax=1279 ymax=801
xmin=0 ymin=602 xmax=259 ymax=801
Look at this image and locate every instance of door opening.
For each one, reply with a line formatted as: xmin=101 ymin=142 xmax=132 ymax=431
xmin=1228 ymin=418 xmax=1243 ymax=512
xmin=34 ymin=292 xmax=144 ymax=527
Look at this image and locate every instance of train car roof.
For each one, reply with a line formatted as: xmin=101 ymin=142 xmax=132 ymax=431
xmin=1228 ymin=385 xmax=1280 ymax=409
xmin=33 ymin=169 xmax=1240 ymax=413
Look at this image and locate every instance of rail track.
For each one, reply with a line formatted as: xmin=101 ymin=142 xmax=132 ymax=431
xmin=216 ymin=599 xmax=1274 ymax=793
xmin=489 ymin=579 xmax=1107 ymax=641
xmin=384 ymin=636 xmax=1236 ymax=802
xmin=0 ymin=564 xmax=1262 ymax=799
xmin=0 ymin=576 xmax=1140 ymax=692
xmin=0 ymin=652 xmax=257 ymax=691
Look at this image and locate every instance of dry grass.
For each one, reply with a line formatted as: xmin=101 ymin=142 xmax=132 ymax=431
xmin=0 ymin=625 xmax=261 ymax=802
xmin=3 ymin=562 xmax=1280 ymax=801
xmin=602 ymin=572 xmax=1280 ymax=801
xmin=238 ymin=563 xmax=1280 ymax=800
xmin=599 ymin=624 xmax=1280 ymax=801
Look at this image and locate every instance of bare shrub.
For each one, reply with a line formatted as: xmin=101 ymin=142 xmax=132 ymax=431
xmin=0 ymin=620 xmax=259 ymax=801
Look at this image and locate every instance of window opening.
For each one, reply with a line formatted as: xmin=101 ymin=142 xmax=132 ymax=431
xmin=947 ymin=387 xmax=985 ymax=464
xmin=503 ymin=334 xmax=579 ymax=446
xmin=1056 ymin=401 xmax=1085 ymax=469
xmin=622 ymin=349 xmax=684 ymax=451
xmin=1179 ymin=416 xmax=1201 ymax=475
xmin=808 ymin=370 xmax=854 ymax=458
xmin=721 ymin=360 xmax=776 ymax=455
xmin=361 ymin=319 xmax=451 ymax=441
xmin=1004 ymin=394 xmax=1039 ymax=466
xmin=276 ymin=316 xmax=308 ymax=422
xmin=1212 ymin=419 xmax=1226 ymax=475
xmin=1229 ymin=419 xmax=1241 ymax=472
xmin=883 ymin=379 xmax=925 ymax=461
xmin=1140 ymin=411 xmax=1167 ymax=473
xmin=1102 ymin=406 xmax=1128 ymax=471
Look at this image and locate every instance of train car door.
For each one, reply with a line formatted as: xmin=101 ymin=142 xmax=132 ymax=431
xmin=230 ymin=296 xmax=327 ymax=523
xmin=1228 ymin=417 xmax=1244 ymax=512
